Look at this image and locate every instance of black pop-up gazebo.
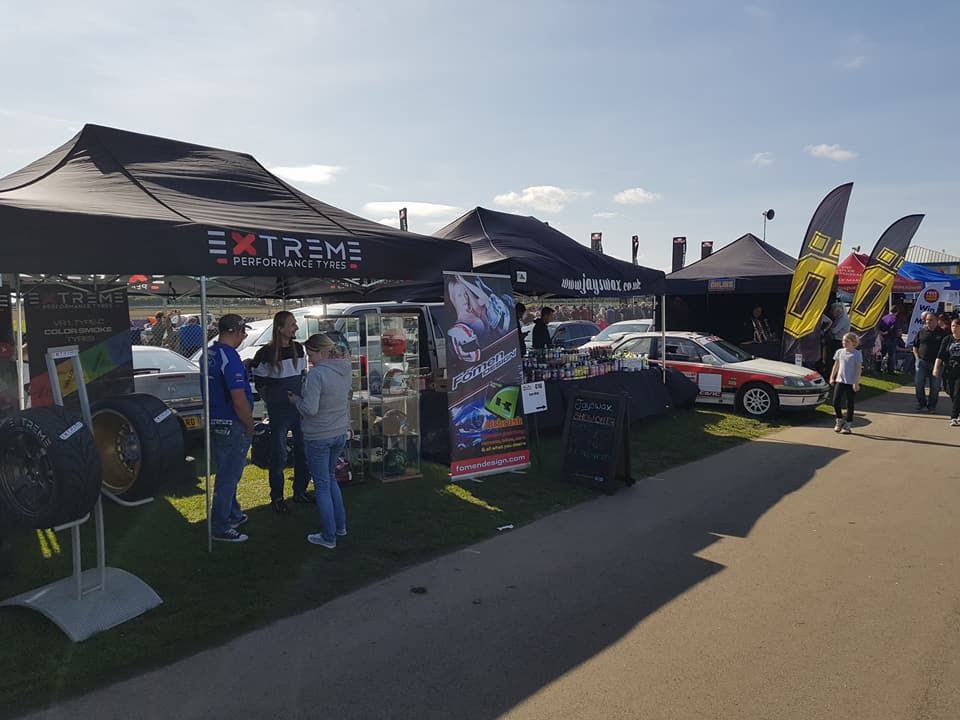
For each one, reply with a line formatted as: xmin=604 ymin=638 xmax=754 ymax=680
xmin=434 ymin=206 xmax=666 ymax=297
xmin=663 ymin=233 xmax=796 ymax=346
xmin=0 ymin=123 xmax=474 ymax=550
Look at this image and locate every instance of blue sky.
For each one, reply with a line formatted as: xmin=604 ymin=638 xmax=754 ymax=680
xmin=2 ymin=0 xmax=958 ymax=272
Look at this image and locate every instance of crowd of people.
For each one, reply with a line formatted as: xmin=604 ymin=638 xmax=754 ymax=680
xmin=207 ymin=311 xmax=351 ymax=546
xmin=132 ymin=310 xmax=218 ymax=357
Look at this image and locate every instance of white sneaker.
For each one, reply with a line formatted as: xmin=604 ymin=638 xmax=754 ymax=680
xmin=307 ymin=533 xmax=336 ymax=549
xmin=841 ymin=422 xmax=852 ymax=434
xmin=833 ymin=419 xmax=844 ymax=433
xmin=951 ymin=418 xmax=960 ymax=427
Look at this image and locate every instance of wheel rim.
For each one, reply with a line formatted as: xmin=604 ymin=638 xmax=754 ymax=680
xmin=742 ymin=387 xmax=772 ymax=415
xmin=0 ymin=431 xmax=56 ymax=520
xmin=93 ymin=410 xmax=142 ymax=495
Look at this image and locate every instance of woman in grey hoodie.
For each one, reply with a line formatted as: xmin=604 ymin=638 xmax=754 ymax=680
xmin=288 ymin=334 xmax=353 ymax=548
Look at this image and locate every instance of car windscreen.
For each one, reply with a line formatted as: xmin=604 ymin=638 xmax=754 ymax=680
xmin=594 ymin=322 xmax=651 ymax=340
xmin=701 ymin=337 xmax=753 ymax=363
xmin=134 ymin=348 xmax=199 ymax=373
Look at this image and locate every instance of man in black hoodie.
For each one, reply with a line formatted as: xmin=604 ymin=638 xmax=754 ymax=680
xmin=532 ymin=307 xmax=554 ymax=351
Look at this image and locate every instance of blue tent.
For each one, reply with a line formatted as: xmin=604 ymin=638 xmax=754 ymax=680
xmin=898 ymin=261 xmax=960 ymax=289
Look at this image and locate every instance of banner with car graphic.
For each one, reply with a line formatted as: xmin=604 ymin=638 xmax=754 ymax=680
xmin=442 ymin=271 xmax=530 ymax=479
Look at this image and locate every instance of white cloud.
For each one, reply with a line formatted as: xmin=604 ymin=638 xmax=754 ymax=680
xmin=751 ymin=152 xmax=774 ymax=166
xmin=804 ymin=143 xmax=858 ymax=161
xmin=376 ymin=217 xmax=401 ymax=228
xmin=613 ymin=187 xmax=662 ymax=205
xmin=842 ymin=55 xmax=866 ymax=69
xmin=593 ymin=211 xmax=618 ymax=219
xmin=493 ymin=185 xmax=590 ymax=213
xmin=269 ymin=164 xmax=343 ymax=185
xmin=363 ymin=201 xmax=463 ymax=219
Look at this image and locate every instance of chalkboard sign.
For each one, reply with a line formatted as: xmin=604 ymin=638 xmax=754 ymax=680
xmin=560 ymin=390 xmax=632 ymax=492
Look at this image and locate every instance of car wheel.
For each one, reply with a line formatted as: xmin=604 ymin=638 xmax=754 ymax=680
xmin=92 ymin=394 xmax=185 ymax=500
xmin=737 ymin=382 xmax=779 ymax=419
xmin=0 ymin=406 xmax=102 ymax=529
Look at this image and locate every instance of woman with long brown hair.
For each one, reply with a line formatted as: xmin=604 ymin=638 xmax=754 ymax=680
xmin=250 ymin=311 xmax=310 ymax=513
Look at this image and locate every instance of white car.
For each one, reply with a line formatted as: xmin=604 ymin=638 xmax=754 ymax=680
xmin=612 ymin=331 xmax=829 ymax=418
xmin=579 ymin=319 xmax=655 ymax=351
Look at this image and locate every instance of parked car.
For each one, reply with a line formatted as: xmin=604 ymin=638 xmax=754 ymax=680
xmin=611 ymin=331 xmax=829 ymax=418
xmin=523 ymin=321 xmax=601 ymax=350
xmin=131 ymin=345 xmax=204 ymax=442
xmin=579 ymin=319 xmax=655 ymax=351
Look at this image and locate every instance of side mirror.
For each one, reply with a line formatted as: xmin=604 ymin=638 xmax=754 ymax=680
xmin=700 ymin=355 xmax=721 ymax=366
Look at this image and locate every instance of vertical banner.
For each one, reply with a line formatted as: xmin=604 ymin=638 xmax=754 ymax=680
xmin=399 ymin=207 xmax=408 ymax=232
xmin=591 ymin=232 xmax=604 ymax=254
xmin=907 ymin=286 xmax=942 ymax=345
xmin=848 ymin=215 xmax=924 ymax=351
xmin=781 ymin=183 xmax=854 ymax=364
xmin=631 ymin=235 xmax=639 ymax=265
xmin=671 ymin=236 xmax=687 ymax=272
xmin=0 ymin=292 xmax=17 ymax=414
xmin=701 ymin=240 xmax=713 ymax=260
xmin=25 ymin=283 xmax=134 ymax=408
xmin=442 ymin=272 xmax=530 ymax=480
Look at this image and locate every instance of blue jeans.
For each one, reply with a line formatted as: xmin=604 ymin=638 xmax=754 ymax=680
xmin=211 ymin=421 xmax=252 ymax=535
xmin=266 ymin=408 xmax=309 ymax=501
xmin=880 ymin=336 xmax=898 ymax=373
xmin=304 ymin=434 xmax=347 ymax=543
xmin=915 ymin=359 xmax=940 ymax=409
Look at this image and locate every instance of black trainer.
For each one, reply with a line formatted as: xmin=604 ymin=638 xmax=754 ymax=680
xmin=213 ymin=528 xmax=248 ymax=543
xmin=292 ymin=491 xmax=315 ymax=504
xmin=272 ymin=499 xmax=290 ymax=514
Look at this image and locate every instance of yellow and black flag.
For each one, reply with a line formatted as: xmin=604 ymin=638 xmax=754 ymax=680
xmin=849 ymin=214 xmax=923 ymax=336
xmin=781 ymin=182 xmax=853 ymax=363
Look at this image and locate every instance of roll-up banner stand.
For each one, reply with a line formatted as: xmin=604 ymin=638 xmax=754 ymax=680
xmin=0 ymin=288 xmax=17 ymax=414
xmin=442 ymin=272 xmax=531 ymax=480
xmin=24 ymin=283 xmax=134 ymax=409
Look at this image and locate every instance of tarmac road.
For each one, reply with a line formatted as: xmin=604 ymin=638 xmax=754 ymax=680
xmin=21 ymin=386 xmax=960 ymax=719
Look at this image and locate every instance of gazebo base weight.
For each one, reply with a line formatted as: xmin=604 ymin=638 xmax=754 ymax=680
xmin=0 ymin=567 xmax=162 ymax=642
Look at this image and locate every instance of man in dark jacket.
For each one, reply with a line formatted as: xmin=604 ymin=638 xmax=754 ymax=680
xmin=913 ymin=311 xmax=947 ymax=411
xmin=532 ymin=307 xmax=554 ymax=351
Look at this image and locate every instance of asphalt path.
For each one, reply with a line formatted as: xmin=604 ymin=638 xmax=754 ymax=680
xmin=21 ymin=386 xmax=960 ymax=719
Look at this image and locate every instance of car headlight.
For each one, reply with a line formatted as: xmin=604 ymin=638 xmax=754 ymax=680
xmin=782 ymin=377 xmax=810 ymax=388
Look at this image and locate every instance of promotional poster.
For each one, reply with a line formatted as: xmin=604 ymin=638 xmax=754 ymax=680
xmin=442 ymin=271 xmax=530 ymax=479
xmin=25 ymin=284 xmax=134 ymax=408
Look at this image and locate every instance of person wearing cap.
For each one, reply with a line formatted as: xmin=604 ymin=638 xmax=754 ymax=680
xmin=288 ymin=333 xmax=352 ymax=548
xmin=208 ymin=314 xmax=255 ymax=543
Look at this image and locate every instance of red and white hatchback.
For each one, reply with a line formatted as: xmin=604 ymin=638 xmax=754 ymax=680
xmin=612 ymin=331 xmax=829 ymax=418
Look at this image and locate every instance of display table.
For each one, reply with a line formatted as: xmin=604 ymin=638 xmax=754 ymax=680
xmin=536 ymin=369 xmax=697 ymax=430
xmin=419 ymin=369 xmax=698 ymax=462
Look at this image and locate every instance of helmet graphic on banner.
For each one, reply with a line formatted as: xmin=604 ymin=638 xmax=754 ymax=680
xmin=448 ymin=322 xmax=480 ymax=362
xmin=484 ymin=293 xmax=513 ymax=332
xmin=485 ymin=384 xmax=520 ymax=420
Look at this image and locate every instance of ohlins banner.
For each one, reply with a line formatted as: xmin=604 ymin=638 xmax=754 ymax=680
xmin=849 ymin=215 xmax=924 ymax=339
xmin=782 ymin=183 xmax=853 ymax=363
xmin=25 ymin=283 xmax=135 ymax=408
xmin=442 ymin=272 xmax=530 ymax=479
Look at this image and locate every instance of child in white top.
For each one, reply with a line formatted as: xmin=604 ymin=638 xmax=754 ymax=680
xmin=830 ymin=331 xmax=863 ymax=434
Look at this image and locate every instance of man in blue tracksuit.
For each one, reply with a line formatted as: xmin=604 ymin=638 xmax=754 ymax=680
xmin=208 ymin=314 xmax=255 ymax=543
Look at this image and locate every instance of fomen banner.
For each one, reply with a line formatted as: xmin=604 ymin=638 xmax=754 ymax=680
xmin=25 ymin=283 xmax=134 ymax=408
xmin=849 ymin=215 xmax=924 ymax=348
xmin=782 ymin=183 xmax=853 ymax=364
xmin=442 ymin=272 xmax=530 ymax=479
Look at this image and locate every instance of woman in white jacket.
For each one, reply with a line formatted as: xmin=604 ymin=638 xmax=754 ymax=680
xmin=288 ymin=334 xmax=353 ymax=548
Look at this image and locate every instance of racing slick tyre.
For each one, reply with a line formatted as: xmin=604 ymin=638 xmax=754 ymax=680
xmin=737 ymin=382 xmax=779 ymax=419
xmin=0 ymin=406 xmax=102 ymax=529
xmin=92 ymin=393 xmax=185 ymax=500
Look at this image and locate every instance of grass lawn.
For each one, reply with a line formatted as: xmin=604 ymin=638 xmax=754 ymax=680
xmin=0 ymin=370 xmax=906 ymax=717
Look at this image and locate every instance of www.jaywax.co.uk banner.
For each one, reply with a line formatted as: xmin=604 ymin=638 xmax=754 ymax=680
xmin=782 ymin=182 xmax=853 ymax=365
xmin=442 ymin=271 xmax=530 ymax=480
xmin=25 ymin=283 xmax=134 ymax=408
